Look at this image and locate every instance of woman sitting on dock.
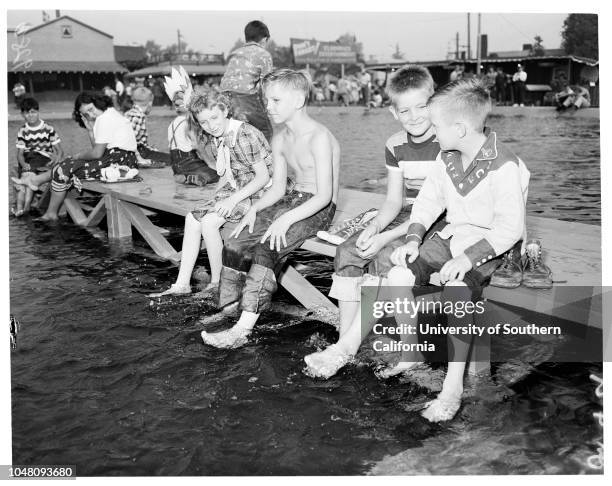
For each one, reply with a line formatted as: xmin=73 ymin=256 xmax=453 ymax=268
xmin=12 ymin=91 xmax=139 ymax=222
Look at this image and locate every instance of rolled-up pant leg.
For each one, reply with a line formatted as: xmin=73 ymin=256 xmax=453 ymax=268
xmin=238 ymin=196 xmax=335 ymax=313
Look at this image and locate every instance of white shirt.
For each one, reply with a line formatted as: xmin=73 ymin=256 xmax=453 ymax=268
xmin=513 ymin=71 xmax=527 ymax=82
xmin=167 ymin=115 xmax=195 ymax=152
xmin=94 ymin=108 xmax=137 ymax=152
xmin=115 ymin=80 xmax=125 ymax=96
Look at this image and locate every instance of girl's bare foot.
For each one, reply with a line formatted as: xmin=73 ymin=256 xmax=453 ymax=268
xmin=148 ymin=283 xmax=192 ymax=298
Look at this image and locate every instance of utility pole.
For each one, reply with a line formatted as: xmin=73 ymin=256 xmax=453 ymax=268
xmin=456 ymin=32 xmax=459 ymax=60
xmin=476 ymin=13 xmax=482 ymax=74
xmin=467 ymin=13 xmax=471 ymax=60
xmin=177 ymin=29 xmax=182 ymax=58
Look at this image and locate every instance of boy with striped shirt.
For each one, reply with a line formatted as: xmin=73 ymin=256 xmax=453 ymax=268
xmin=12 ymin=98 xmax=63 ymax=216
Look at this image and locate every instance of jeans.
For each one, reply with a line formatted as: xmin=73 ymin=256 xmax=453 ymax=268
xmin=219 ymin=190 xmax=336 ymax=313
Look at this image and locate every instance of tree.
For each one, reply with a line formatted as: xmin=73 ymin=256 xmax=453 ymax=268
xmin=530 ymin=35 xmax=546 ymax=56
xmin=267 ymin=39 xmax=293 ymax=68
xmin=336 ymin=32 xmax=365 ymax=63
xmin=561 ymin=14 xmax=598 ymax=60
xmin=391 ymin=43 xmax=405 ymax=60
xmin=144 ymin=39 xmax=162 ymax=63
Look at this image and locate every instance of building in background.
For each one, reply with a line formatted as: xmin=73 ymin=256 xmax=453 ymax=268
xmin=7 ymin=14 xmax=127 ymax=102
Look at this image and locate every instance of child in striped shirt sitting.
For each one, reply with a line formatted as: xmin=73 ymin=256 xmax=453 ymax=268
xmin=12 ymin=98 xmax=64 ymax=216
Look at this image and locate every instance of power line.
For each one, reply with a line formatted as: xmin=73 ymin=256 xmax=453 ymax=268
xmin=497 ymin=14 xmax=533 ymax=42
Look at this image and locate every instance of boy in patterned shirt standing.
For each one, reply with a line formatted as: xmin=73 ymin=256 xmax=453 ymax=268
xmin=220 ymin=20 xmax=273 ymax=142
xmin=12 ymin=98 xmax=63 ymax=216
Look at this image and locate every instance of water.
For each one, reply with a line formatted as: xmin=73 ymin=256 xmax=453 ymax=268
xmin=8 ymin=108 xmax=602 ymax=475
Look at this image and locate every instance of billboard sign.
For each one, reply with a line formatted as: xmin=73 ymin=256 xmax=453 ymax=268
xmin=291 ymin=38 xmax=357 ymax=64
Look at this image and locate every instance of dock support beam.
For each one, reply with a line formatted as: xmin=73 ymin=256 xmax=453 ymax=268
xmin=105 ymin=194 xmax=132 ymax=239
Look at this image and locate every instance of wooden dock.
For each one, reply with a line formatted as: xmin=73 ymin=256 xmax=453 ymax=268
xmin=64 ymin=167 xmax=602 ymax=374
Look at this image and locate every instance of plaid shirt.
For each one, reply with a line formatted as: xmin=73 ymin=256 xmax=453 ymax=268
xmin=124 ymin=105 xmax=148 ymax=146
xmin=202 ymin=121 xmax=273 ymax=195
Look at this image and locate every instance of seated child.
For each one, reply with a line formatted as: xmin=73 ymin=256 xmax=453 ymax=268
xmin=385 ymin=79 xmax=529 ymax=422
xmin=149 ymin=89 xmax=273 ymax=297
xmin=304 ymin=65 xmax=441 ymax=379
xmin=12 ymin=97 xmax=64 ymax=216
xmin=163 ymin=66 xmax=219 ymax=186
xmin=124 ymin=87 xmax=170 ymax=165
xmin=13 ymin=91 xmax=139 ymax=221
xmin=200 ymin=68 xmax=339 ymax=349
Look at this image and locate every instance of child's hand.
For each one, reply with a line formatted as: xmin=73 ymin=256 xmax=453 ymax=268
xmin=22 ymin=162 xmax=31 ymax=172
xmin=214 ymin=197 xmax=237 ymax=219
xmin=390 ymin=241 xmax=420 ymax=268
xmin=356 ymin=233 xmax=390 ymax=260
xmin=261 ymin=214 xmax=292 ymax=251
xmin=439 ymin=254 xmax=473 ymax=284
xmin=81 ymin=114 xmax=94 ymax=132
xmin=231 ymin=208 xmax=257 ymax=238
xmin=355 ymin=222 xmax=379 ymax=250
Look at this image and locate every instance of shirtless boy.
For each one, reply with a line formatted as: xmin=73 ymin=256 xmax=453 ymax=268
xmin=201 ymin=68 xmax=340 ymax=348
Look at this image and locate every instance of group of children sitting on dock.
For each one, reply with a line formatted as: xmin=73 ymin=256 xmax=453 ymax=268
xmin=12 ymin=19 xmax=541 ymax=422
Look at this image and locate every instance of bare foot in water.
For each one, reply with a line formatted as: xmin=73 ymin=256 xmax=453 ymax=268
xmin=375 ymin=361 xmax=422 ymax=379
xmin=201 ymin=325 xmax=251 ymax=349
xmin=35 ymin=214 xmax=59 ymax=222
xmin=11 ymin=208 xmax=25 ymax=217
xmin=303 ymin=344 xmax=352 ymax=379
xmin=421 ymin=392 xmax=462 ymax=422
xmin=148 ymin=283 xmax=192 ymax=298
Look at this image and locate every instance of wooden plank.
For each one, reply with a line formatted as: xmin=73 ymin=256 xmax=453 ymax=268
xmin=63 ymin=193 xmax=88 ymax=225
xmin=84 ymin=198 xmax=107 ymax=227
xmin=120 ymin=200 xmax=180 ymax=262
xmin=278 ymin=265 xmax=337 ymax=312
xmin=105 ymin=194 xmax=132 ymax=239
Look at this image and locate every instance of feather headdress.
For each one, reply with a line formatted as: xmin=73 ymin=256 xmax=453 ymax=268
xmin=163 ymin=66 xmax=193 ymax=105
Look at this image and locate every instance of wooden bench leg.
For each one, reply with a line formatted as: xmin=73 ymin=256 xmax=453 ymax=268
xmin=63 ymin=191 xmax=88 ymax=225
xmin=467 ymin=333 xmax=491 ymax=376
xmin=120 ymin=200 xmax=181 ymax=262
xmin=85 ymin=197 xmax=107 ymax=227
xmin=105 ymin=194 xmax=132 ymax=239
xmin=278 ymin=265 xmax=337 ymax=312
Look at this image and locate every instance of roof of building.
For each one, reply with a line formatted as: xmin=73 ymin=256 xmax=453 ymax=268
xmin=114 ymin=45 xmax=147 ymax=63
xmin=366 ymin=54 xmax=598 ymax=70
xmin=127 ymin=63 xmax=227 ymax=77
xmin=17 ymin=15 xmax=114 ymax=38
xmin=8 ymin=61 xmax=127 ymax=73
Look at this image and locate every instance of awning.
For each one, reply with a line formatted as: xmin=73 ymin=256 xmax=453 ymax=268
xmin=8 ymin=61 xmax=127 ymax=73
xmin=127 ymin=64 xmax=226 ymax=77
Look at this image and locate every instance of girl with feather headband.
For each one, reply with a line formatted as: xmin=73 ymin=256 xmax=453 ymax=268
xmin=164 ymin=66 xmax=219 ymax=185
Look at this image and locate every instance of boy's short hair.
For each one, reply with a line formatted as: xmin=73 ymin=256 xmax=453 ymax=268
xmin=386 ymin=65 xmax=434 ymax=103
xmin=427 ymin=78 xmax=492 ymax=131
xmin=262 ymin=68 xmax=312 ymax=103
xmin=20 ymin=97 xmax=39 ymax=112
xmin=131 ymin=87 xmax=153 ymax=103
xmin=244 ymin=20 xmax=270 ymax=43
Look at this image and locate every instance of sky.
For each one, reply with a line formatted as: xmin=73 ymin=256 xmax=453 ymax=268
xmin=6 ymin=9 xmax=573 ymax=62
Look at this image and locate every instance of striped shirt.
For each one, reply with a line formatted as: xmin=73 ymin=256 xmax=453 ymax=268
xmin=385 ymin=131 xmax=440 ymax=198
xmin=16 ymin=120 xmax=61 ymax=155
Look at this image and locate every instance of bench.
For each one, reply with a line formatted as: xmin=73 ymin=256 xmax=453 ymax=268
xmin=63 ymin=167 xmax=602 ymax=375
